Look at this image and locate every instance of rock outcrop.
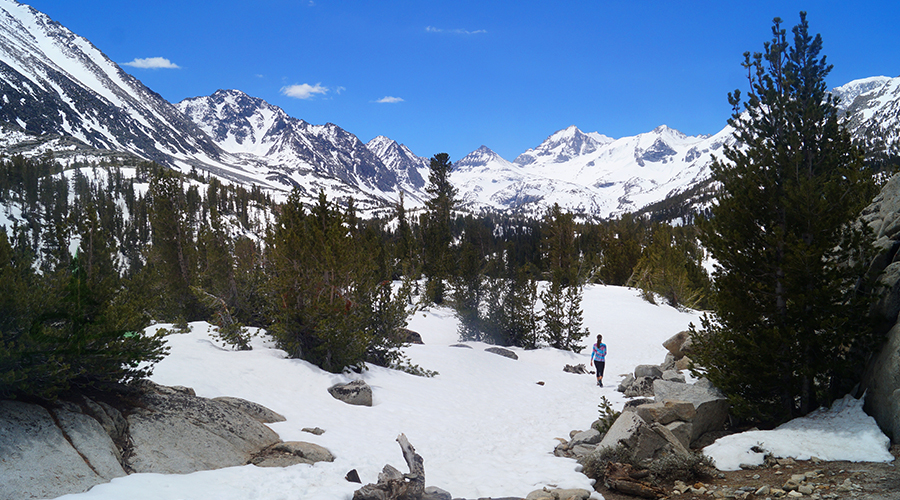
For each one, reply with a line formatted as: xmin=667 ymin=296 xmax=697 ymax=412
xmin=0 ymin=382 xmax=308 ymax=499
xmin=856 ymin=173 xmax=900 ymax=442
xmin=0 ymin=400 xmax=126 ymax=500
xmin=127 ymin=383 xmax=281 ymax=474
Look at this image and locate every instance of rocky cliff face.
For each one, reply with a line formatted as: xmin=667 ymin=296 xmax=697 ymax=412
xmin=858 ymin=174 xmax=900 ymax=441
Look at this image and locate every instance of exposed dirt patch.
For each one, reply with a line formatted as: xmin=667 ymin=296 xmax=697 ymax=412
xmin=596 ymin=444 xmax=899 ymax=500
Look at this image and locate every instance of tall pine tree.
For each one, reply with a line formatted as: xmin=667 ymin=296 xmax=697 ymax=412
xmin=691 ymin=13 xmax=880 ymax=424
xmin=422 ymin=153 xmax=457 ymax=304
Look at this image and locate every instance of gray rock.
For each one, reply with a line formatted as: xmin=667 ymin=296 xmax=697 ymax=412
xmin=302 ymin=426 xmax=326 ymax=435
xmin=399 ymin=328 xmax=424 ymax=344
xmin=277 ymin=441 xmax=333 ymax=462
xmin=213 ymin=396 xmax=286 ymax=423
xmin=51 ymin=406 xmax=128 ymax=480
xmin=449 ymin=343 xmax=472 ymax=349
xmin=81 ymin=396 xmax=127 ymax=443
xmin=0 ymin=385 xmax=287 ymax=500
xmin=665 ymin=421 xmax=693 ymax=450
xmin=634 ymin=364 xmax=663 ymax=379
xmin=485 ymin=346 xmax=518 ymax=360
xmin=328 ymin=380 xmax=373 ymax=407
xmin=861 ymin=320 xmax=900 ymax=441
xmin=617 ymin=373 xmax=635 ymax=392
xmin=0 ymin=400 xmax=113 ymax=499
xmin=662 ymin=369 xmax=686 ymax=383
xmin=624 ymin=376 xmax=656 ymax=397
xmin=660 ymin=352 xmax=677 ymax=371
xmin=622 ymin=398 xmax=655 ymax=412
xmin=649 ymin=422 xmax=690 ymax=457
xmin=675 ymin=355 xmax=693 ymax=371
xmin=595 ymin=411 xmax=667 ymax=461
xmin=634 ymin=400 xmax=696 ymax=425
xmin=662 ymin=330 xmax=690 ymax=358
xmin=858 ymin=175 xmax=900 ymax=440
xmin=128 ymin=383 xmax=281 ymax=474
xmin=571 ymin=443 xmax=598 ymax=457
xmin=653 ymin=379 xmax=729 ymax=445
xmin=253 ymin=441 xmax=335 ymax=467
xmin=525 ymin=487 xmax=592 ymax=500
xmin=570 ymin=428 xmax=602 ymax=445
xmin=422 ymin=486 xmax=452 ymax=500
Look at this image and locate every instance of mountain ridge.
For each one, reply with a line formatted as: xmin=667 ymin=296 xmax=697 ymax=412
xmin=0 ymin=0 xmax=897 ymax=219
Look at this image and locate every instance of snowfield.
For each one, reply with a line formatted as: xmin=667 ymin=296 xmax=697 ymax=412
xmin=49 ymin=285 xmax=893 ymax=500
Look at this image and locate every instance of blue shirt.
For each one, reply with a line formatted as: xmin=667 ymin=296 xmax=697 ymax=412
xmin=591 ymin=343 xmax=606 ymax=362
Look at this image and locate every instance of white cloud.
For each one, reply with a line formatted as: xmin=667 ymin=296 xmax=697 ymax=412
xmin=425 ymin=26 xmax=487 ymax=35
xmin=281 ymin=83 xmax=328 ymax=99
xmin=375 ymin=96 xmax=404 ymax=103
xmin=122 ymin=57 xmax=180 ymax=69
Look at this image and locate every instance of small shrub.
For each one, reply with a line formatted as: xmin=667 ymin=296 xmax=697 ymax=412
xmin=213 ymin=323 xmax=253 ymax=351
xmin=393 ymin=357 xmax=439 ymax=378
xmin=592 ymin=395 xmax=621 ymax=434
xmin=578 ymin=443 xmax=640 ymax=482
xmin=649 ymin=451 xmax=716 ymax=482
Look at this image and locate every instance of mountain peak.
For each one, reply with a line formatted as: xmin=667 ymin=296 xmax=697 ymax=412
xmin=514 ymin=126 xmax=606 ymax=166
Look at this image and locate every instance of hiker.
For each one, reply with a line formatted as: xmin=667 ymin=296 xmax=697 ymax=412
xmin=591 ymin=334 xmax=606 ymax=387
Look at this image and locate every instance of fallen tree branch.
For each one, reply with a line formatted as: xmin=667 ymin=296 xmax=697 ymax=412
xmin=353 ymin=433 xmax=425 ymax=500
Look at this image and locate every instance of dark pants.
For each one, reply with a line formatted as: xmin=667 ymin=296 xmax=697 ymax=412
xmin=594 ymin=360 xmax=605 ymax=378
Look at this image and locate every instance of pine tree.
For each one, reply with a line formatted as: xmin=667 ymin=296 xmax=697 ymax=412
xmin=145 ymin=168 xmax=197 ymax=320
xmin=267 ymin=190 xmax=411 ymax=373
xmin=394 ymin=191 xmax=417 ymax=277
xmin=500 ymin=268 xmax=539 ymax=348
xmin=542 ymin=203 xmax=580 ymax=286
xmin=561 ymin=284 xmax=589 ymax=353
xmin=691 ymin=13 xmax=880 ymax=424
xmin=539 ymin=280 xmax=566 ymax=349
xmin=629 ymin=224 xmax=709 ymax=309
xmin=422 ymin=153 xmax=458 ymax=304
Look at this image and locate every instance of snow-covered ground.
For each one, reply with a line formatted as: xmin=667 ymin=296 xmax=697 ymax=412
xmin=49 ymin=285 xmax=893 ymax=500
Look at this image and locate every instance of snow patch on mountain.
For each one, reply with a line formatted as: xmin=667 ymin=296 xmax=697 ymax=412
xmin=839 ymin=75 xmax=900 ymax=149
xmin=832 ymin=76 xmax=893 ymax=111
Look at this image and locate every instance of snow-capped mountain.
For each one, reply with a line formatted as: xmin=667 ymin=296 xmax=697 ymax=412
xmin=451 ymin=75 xmax=900 ymax=219
xmin=839 ymin=76 xmax=900 ymax=147
xmin=365 ymin=135 xmax=430 ymax=202
xmin=448 ymin=124 xmax=733 ymax=218
xmin=833 ymin=76 xmax=894 ymax=112
xmin=177 ymin=90 xmax=401 ymax=203
xmin=0 ymin=0 xmax=277 ymax=186
xmin=0 ymin=0 xmax=897 ymax=221
xmin=514 ymin=125 xmax=614 ymax=167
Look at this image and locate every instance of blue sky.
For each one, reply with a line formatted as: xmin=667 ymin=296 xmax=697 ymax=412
xmin=24 ymin=0 xmax=900 ymax=162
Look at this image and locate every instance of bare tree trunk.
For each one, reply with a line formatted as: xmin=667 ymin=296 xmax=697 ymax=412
xmin=353 ymin=433 xmax=425 ymax=500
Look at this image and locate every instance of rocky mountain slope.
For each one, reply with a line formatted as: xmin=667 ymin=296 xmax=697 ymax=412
xmin=0 ymin=0 xmax=274 ymax=186
xmin=177 ymin=89 xmax=404 ymax=207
